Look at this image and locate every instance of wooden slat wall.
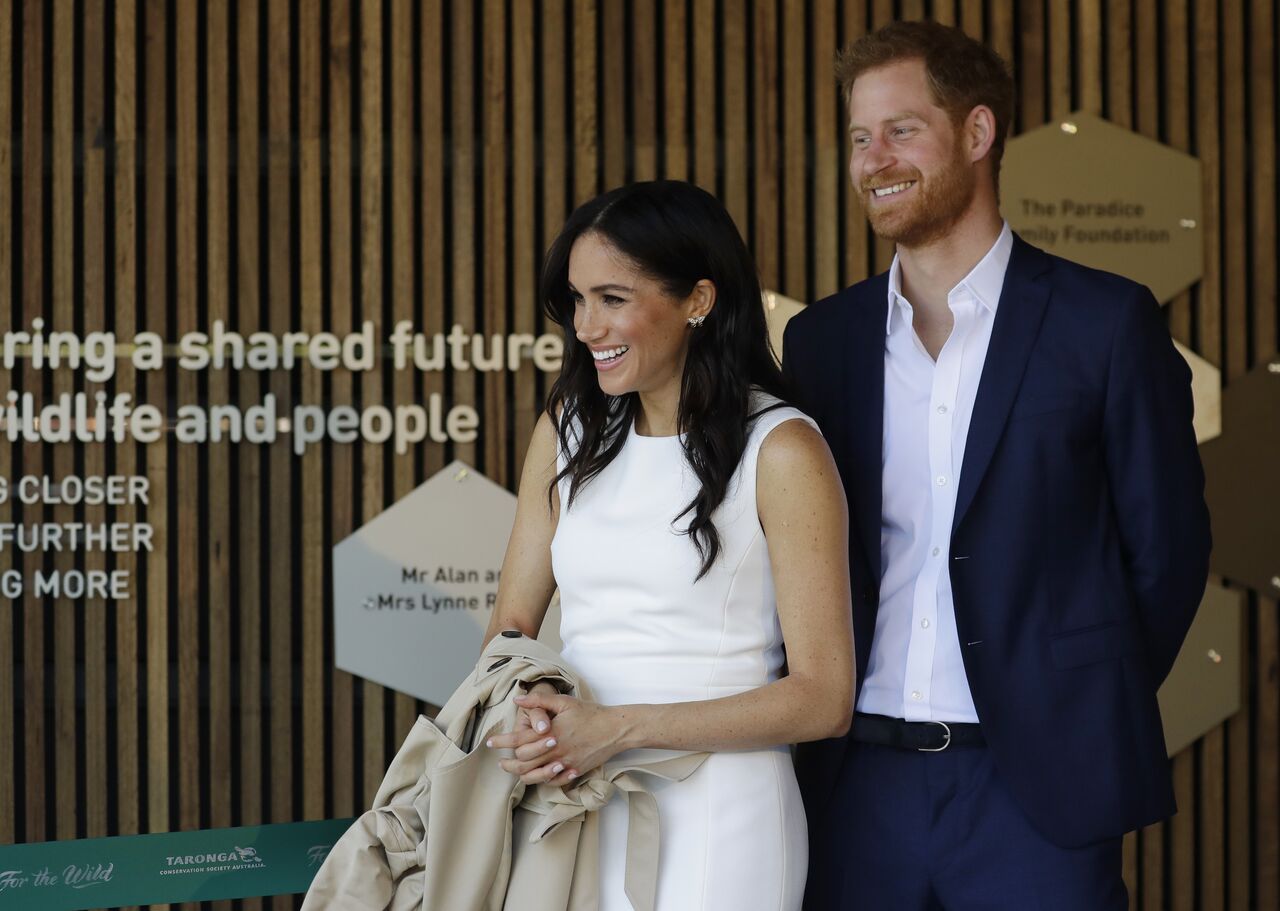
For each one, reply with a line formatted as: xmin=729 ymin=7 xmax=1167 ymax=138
xmin=0 ymin=2 xmax=1275 ymax=908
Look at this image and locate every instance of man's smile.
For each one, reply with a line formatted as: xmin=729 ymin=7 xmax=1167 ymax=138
xmin=870 ymin=180 xmax=917 ymax=199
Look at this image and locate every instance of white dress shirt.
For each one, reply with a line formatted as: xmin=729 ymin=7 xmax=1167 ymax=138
xmin=856 ymin=221 xmax=1013 ymax=723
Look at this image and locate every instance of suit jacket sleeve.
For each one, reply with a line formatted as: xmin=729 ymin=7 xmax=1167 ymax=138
xmin=1102 ymin=286 xmax=1212 ymax=685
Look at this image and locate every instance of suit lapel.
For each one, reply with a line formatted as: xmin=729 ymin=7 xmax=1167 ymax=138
xmin=952 ymin=236 xmax=1053 ymax=532
xmin=846 ymin=276 xmax=888 ymax=584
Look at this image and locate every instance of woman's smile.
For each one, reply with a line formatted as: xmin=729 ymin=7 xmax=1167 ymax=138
xmin=590 ymin=345 xmax=631 ymax=371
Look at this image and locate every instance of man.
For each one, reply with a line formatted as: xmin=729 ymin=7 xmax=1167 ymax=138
xmin=783 ymin=20 xmax=1211 ymax=909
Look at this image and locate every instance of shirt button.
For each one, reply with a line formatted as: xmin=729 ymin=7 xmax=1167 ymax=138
xmin=921 ymin=619 xmax=930 ymax=629
xmin=911 ymin=690 xmax=923 ymax=700
xmin=937 ymin=404 xmax=948 ymax=414
xmin=932 ymin=546 xmax=941 ymax=556
xmin=936 ymin=476 xmax=948 ymax=486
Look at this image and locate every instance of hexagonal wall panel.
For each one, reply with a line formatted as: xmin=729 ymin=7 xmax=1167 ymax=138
xmin=1200 ymin=356 xmax=1280 ymax=597
xmin=1157 ymin=580 xmax=1243 ymax=756
xmin=764 ymin=290 xmax=805 ymax=364
xmin=1174 ymin=340 xmax=1222 ymax=444
xmin=1003 ymin=112 xmax=1202 ymax=304
xmin=333 ymin=460 xmax=562 ymax=705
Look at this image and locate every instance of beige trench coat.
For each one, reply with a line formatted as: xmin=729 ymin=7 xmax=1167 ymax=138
xmin=301 ymin=632 xmax=706 ymax=911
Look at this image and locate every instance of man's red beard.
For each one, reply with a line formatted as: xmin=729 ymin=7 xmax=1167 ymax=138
xmin=859 ymin=144 xmax=976 ymax=248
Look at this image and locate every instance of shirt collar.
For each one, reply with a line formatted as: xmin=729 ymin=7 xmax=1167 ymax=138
xmin=885 ymin=220 xmax=1014 ymax=335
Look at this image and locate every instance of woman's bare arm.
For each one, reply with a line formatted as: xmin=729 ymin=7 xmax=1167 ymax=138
xmin=481 ymin=412 xmax=561 ymax=647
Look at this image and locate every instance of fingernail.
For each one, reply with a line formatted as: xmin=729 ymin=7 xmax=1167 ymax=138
xmin=552 ymin=763 xmax=564 ymax=774
xmin=485 ymin=739 xmax=494 ymax=748
xmin=536 ymin=721 xmax=548 ymax=733
xmin=567 ymin=771 xmax=578 ymax=780
xmin=545 ymin=738 xmax=557 ymax=748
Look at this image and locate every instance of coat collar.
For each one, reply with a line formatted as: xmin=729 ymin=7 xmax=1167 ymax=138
xmin=951 ymin=234 xmax=1054 ymax=531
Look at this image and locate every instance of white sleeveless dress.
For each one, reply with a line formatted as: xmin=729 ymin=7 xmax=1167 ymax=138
xmin=550 ymin=393 xmax=813 ymax=911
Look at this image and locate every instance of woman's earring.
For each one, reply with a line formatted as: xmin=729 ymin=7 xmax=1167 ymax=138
xmin=687 ymin=315 xmax=706 ymax=328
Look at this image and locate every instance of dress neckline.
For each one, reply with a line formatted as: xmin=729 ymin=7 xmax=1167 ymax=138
xmin=629 ymin=415 xmax=685 ymax=442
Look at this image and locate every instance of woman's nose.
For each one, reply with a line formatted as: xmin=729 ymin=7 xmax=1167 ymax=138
xmin=575 ymin=304 xmax=606 ymax=341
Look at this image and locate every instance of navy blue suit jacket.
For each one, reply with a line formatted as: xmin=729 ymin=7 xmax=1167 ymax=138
xmin=783 ymin=235 xmax=1211 ymax=849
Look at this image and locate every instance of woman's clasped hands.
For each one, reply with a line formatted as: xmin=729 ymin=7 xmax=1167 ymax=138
xmin=486 ymin=682 xmax=631 ymax=788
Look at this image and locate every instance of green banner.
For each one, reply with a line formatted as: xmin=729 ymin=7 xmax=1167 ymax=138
xmin=0 ymin=818 xmax=355 ymax=911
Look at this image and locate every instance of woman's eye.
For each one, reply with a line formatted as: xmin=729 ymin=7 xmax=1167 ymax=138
xmin=570 ymin=292 xmax=584 ymax=306
xmin=602 ymin=295 xmax=625 ymax=306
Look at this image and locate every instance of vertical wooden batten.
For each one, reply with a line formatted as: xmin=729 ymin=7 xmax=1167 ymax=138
xmin=299 ymin=0 xmax=327 ymax=826
xmin=204 ymin=7 xmax=234 ymax=911
xmin=141 ymin=0 xmax=170 ymax=849
xmin=20 ymin=0 xmax=46 ymax=848
xmin=49 ymin=0 xmax=75 ymax=843
xmin=328 ymin=0 xmax=357 ymax=824
xmin=235 ymin=0 xmax=264 ymax=879
xmin=81 ymin=0 xmax=109 ymax=840
xmin=359 ymin=0 xmax=387 ymax=807
xmin=173 ymin=1 xmax=200 ymax=860
xmin=390 ymin=0 xmax=418 ymax=754
xmin=0 ymin=0 xmax=14 ymax=850
xmin=112 ymin=0 xmax=142 ymax=851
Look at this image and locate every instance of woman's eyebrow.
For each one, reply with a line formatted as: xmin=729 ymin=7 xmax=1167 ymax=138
xmin=569 ymin=282 xmax=635 ymax=294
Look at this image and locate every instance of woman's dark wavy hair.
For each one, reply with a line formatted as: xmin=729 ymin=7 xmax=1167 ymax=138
xmin=541 ymin=180 xmax=791 ymax=581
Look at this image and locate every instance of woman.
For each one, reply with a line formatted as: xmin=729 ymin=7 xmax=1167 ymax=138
xmin=484 ymin=180 xmax=853 ymax=909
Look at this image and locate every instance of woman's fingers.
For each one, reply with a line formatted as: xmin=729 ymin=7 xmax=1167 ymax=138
xmin=486 ymin=724 xmax=547 ymax=751
xmin=500 ymin=755 xmax=565 ymax=782
xmin=544 ymin=767 xmax=580 ymax=787
xmin=522 ymin=761 xmax=564 ymax=785
xmin=497 ymin=751 xmax=583 ymax=786
xmin=514 ymin=736 xmax=559 ymax=762
xmin=525 ymin=706 xmax=553 ymax=735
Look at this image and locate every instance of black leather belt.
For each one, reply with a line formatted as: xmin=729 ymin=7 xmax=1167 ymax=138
xmin=852 ymin=712 xmax=985 ymax=752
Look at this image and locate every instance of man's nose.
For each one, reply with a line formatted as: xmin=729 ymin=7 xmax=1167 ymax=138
xmin=858 ymin=135 xmax=895 ymax=177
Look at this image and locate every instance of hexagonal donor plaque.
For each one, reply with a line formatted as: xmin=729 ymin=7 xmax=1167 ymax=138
xmin=1002 ymin=112 xmax=1202 ymax=304
xmin=1157 ymin=581 xmax=1243 ymax=756
xmin=333 ymin=460 xmax=562 ymax=705
xmin=1174 ymin=341 xmax=1222 ymax=444
xmin=1200 ymin=356 xmax=1280 ymax=597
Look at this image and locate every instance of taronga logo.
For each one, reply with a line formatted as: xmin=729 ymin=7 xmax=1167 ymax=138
xmin=161 ymin=845 xmax=266 ymax=876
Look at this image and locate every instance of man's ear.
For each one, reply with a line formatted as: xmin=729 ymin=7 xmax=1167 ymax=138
xmin=966 ymin=105 xmax=998 ymax=164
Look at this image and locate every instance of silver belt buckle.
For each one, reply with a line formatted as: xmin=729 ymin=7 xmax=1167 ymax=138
xmin=918 ymin=720 xmax=952 ymax=752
